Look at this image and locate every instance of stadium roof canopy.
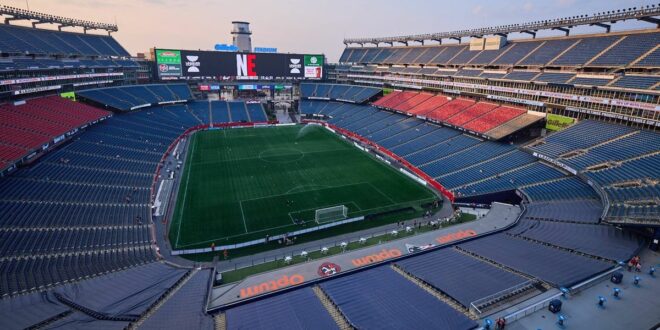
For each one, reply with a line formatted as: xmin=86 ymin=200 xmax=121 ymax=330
xmin=344 ymin=5 xmax=660 ymax=46
xmin=0 ymin=5 xmax=118 ymax=34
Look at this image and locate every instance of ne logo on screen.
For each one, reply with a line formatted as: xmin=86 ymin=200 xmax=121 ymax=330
xmin=236 ymin=54 xmax=257 ymax=76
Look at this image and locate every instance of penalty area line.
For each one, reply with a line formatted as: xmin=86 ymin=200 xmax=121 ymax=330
xmin=239 ymin=200 xmax=248 ymax=233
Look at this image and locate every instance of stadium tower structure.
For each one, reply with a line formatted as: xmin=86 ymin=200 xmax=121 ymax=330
xmin=231 ymin=21 xmax=252 ymax=52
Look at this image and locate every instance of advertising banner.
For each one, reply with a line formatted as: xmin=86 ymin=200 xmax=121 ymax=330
xmin=156 ymin=49 xmax=182 ymax=77
xmin=546 ymin=113 xmax=575 ymax=131
xmin=304 ymin=54 xmax=323 ymax=79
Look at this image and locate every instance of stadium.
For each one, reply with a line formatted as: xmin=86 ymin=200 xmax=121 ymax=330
xmin=0 ymin=2 xmax=659 ymax=330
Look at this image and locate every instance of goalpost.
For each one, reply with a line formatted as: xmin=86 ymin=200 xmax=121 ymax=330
xmin=315 ymin=205 xmax=349 ymax=224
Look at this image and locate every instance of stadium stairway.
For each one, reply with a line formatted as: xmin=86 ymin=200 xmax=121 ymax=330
xmin=312 ymin=285 xmax=354 ymax=329
xmin=215 ymin=313 xmax=226 ymax=330
xmin=128 ymin=268 xmax=199 ymax=328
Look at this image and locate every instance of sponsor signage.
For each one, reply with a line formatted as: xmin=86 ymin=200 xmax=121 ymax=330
xmin=13 ymin=85 xmax=61 ymax=95
xmin=156 ymin=49 xmax=182 ymax=77
xmin=304 ymin=55 xmax=323 ymax=79
xmin=533 ymin=152 xmax=577 ymax=175
xmin=546 ymin=113 xmax=575 ymax=131
xmin=239 ymin=274 xmax=304 ymax=298
xmin=214 ymin=44 xmax=239 ymax=52
xmin=254 ymin=47 xmax=278 ymax=53
xmin=154 ymin=48 xmax=324 ymax=80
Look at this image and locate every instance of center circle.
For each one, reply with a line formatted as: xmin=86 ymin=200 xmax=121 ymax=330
xmin=258 ymin=148 xmax=304 ymax=163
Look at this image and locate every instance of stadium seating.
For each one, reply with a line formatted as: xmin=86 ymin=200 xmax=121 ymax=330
xmin=0 ymin=103 xmax=208 ymax=296
xmin=0 ymin=24 xmax=129 ymax=57
xmin=438 ymin=150 xmax=537 ymax=189
xmin=396 ymin=248 xmax=529 ymax=308
xmin=590 ymin=32 xmax=660 ymax=66
xmin=462 ymin=106 xmax=526 ymax=133
xmin=0 ymin=96 xmax=110 ymax=167
xmin=445 ymin=102 xmax=499 ymax=127
xmin=300 ymin=83 xmax=381 ymax=104
xmin=78 ymin=84 xmax=193 ymax=111
xmin=525 ymin=120 xmax=659 ymax=223
xmin=246 ymin=102 xmax=268 ymax=122
xmin=457 ymin=233 xmax=613 ymax=287
xmin=426 ymin=98 xmax=475 ymax=122
xmin=455 ymin=162 xmax=566 ymax=197
xmin=610 ymin=75 xmax=660 ymax=89
xmin=519 ymin=39 xmax=578 ymax=66
xmin=550 ymin=35 xmax=620 ymax=66
xmin=524 ymin=200 xmax=603 ymax=224
xmin=319 ymin=266 xmax=478 ymax=330
xmin=509 ymin=219 xmax=642 ymax=261
xmin=520 ymin=176 xmax=599 ymax=202
xmin=570 ymin=77 xmax=613 ymax=86
xmin=226 ymin=288 xmax=339 ymax=330
xmin=405 ymin=95 xmax=450 ymax=115
xmin=139 ymin=269 xmax=214 ymax=330
xmin=533 ymin=72 xmax=575 ymax=84
xmin=561 ymin=130 xmax=660 ymax=171
xmin=527 ymin=120 xmax=635 ymax=158
xmin=228 ymin=101 xmax=250 ymax=122
xmin=340 ymin=31 xmax=660 ymax=69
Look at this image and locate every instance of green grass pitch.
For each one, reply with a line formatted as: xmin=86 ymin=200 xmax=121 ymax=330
xmin=169 ymin=125 xmax=437 ymax=250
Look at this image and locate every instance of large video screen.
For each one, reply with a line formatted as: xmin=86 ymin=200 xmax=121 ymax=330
xmin=155 ymin=49 xmax=324 ymax=80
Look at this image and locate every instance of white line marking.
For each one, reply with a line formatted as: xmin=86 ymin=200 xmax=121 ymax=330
xmin=239 ymin=200 xmax=248 ymax=233
xmin=368 ymin=182 xmax=397 ymax=204
xmin=175 ymin=134 xmax=196 ymax=248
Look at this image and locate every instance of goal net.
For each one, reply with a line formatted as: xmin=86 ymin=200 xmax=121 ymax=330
xmin=315 ymin=205 xmax=348 ymax=224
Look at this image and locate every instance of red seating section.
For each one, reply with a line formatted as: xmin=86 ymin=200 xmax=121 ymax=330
xmin=0 ymin=96 xmax=110 ymax=167
xmin=372 ymin=92 xmax=400 ymax=107
xmin=378 ymin=91 xmax=419 ymax=109
xmin=446 ymin=102 xmax=499 ymax=126
xmin=372 ymin=92 xmax=529 ymax=136
xmin=427 ymin=98 xmax=476 ymax=121
xmin=395 ymin=93 xmax=433 ymax=112
xmin=463 ymin=106 xmax=526 ymax=133
xmin=407 ymin=95 xmax=450 ymax=115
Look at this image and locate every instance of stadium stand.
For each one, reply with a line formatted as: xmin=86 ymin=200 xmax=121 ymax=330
xmin=520 ymin=176 xmax=599 ymax=202
xmin=457 ymin=233 xmax=613 ymax=287
xmin=139 ymin=269 xmax=214 ymax=330
xmin=524 ymin=200 xmax=603 ymax=224
xmin=0 ymin=96 xmax=110 ymax=169
xmin=526 ymin=120 xmax=659 ymax=223
xmin=0 ymin=24 xmax=129 ymax=57
xmin=77 ymin=84 xmax=193 ymax=111
xmin=395 ymin=248 xmax=530 ymax=309
xmin=319 ymin=266 xmax=478 ymax=330
xmin=225 ymin=287 xmax=339 ymax=330
xmin=508 ymin=219 xmax=642 ymax=261
xmin=300 ymin=83 xmax=381 ymax=103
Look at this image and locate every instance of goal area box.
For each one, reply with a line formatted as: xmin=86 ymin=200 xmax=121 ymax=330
xmin=315 ymin=205 xmax=348 ymax=224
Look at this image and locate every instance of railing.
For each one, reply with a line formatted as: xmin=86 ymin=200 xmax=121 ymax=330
xmin=469 ymin=280 xmax=535 ymax=315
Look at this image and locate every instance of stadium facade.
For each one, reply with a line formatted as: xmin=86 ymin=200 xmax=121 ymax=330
xmin=0 ymin=4 xmax=658 ymax=330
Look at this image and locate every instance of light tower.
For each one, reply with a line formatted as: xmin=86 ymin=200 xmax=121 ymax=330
xmin=231 ymin=21 xmax=252 ymax=52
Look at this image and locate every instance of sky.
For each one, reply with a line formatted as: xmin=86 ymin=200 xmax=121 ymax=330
xmin=3 ymin=0 xmax=658 ymax=61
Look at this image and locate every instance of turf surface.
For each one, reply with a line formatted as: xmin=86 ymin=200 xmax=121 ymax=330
xmin=169 ymin=125 xmax=437 ymax=250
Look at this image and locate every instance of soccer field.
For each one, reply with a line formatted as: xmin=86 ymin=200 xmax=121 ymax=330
xmin=169 ymin=125 xmax=437 ymax=250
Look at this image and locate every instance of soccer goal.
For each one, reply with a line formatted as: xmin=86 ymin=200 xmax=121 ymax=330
xmin=315 ymin=205 xmax=349 ymax=224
